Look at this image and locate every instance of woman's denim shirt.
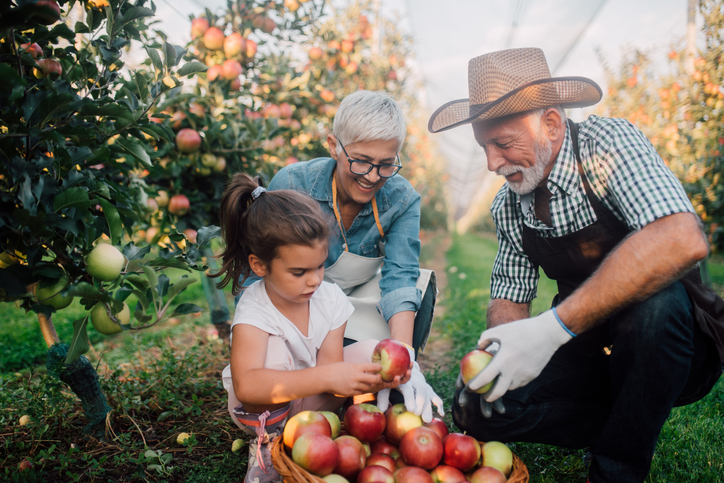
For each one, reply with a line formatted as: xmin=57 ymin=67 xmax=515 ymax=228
xmin=268 ymin=157 xmax=422 ymax=321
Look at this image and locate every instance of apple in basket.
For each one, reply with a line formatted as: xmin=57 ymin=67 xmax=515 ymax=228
xmin=371 ymin=339 xmax=411 ymax=381
xmin=356 ymin=464 xmax=395 ymax=483
xmin=332 ymin=435 xmax=367 ymax=480
xmin=283 ymin=410 xmax=331 ymax=449
xmin=481 ymin=441 xmax=514 ymax=477
xmin=429 ymin=464 xmax=467 ymax=483
xmin=460 ymin=349 xmax=495 ymax=393
xmin=442 ymin=433 xmax=481 ymax=472
xmin=399 ymin=426 xmax=444 ymax=470
xmin=292 ymin=432 xmax=338 ymax=477
xmin=322 ymin=475 xmax=350 ymax=483
xmin=320 ymin=410 xmax=341 ymax=439
xmin=424 ymin=417 xmax=450 ymax=441
xmin=384 ymin=403 xmax=422 ymax=445
xmin=369 ymin=436 xmax=400 ymax=459
xmin=365 ymin=453 xmax=397 ymax=474
xmin=343 ymin=403 xmax=386 ymax=443
xmin=469 ymin=465 xmax=508 ymax=483
xmin=394 ymin=465 xmax=435 ymax=483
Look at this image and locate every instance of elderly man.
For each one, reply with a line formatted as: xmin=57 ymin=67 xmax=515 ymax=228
xmin=429 ymin=47 xmax=723 ymax=482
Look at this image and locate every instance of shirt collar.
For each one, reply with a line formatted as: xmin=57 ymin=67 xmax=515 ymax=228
xmin=545 ymin=122 xmax=583 ymax=203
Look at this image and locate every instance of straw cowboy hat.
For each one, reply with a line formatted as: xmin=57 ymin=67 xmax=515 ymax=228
xmin=428 ymin=47 xmax=602 ymax=133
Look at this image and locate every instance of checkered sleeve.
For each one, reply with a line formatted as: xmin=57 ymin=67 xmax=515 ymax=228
xmin=583 ymin=117 xmax=695 ymax=230
xmin=489 ymin=187 xmax=539 ymax=303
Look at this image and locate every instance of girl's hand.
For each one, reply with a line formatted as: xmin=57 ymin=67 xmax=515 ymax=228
xmin=320 ymin=362 xmax=404 ymax=397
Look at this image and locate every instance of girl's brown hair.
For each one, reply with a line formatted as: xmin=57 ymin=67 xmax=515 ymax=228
xmin=212 ymin=173 xmax=330 ymax=295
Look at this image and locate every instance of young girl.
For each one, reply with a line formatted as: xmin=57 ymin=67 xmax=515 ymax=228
xmin=214 ymin=173 xmax=408 ymax=483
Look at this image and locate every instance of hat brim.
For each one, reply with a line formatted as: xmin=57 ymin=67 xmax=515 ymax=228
xmin=428 ymin=76 xmax=602 ymax=133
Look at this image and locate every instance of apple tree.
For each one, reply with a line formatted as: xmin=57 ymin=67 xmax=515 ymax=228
xmin=0 ymin=0 xmax=216 ymax=433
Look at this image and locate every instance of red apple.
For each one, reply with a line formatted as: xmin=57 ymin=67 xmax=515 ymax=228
xmin=356 ymin=465 xmax=395 ymax=483
xmin=365 ymin=453 xmax=396 ymax=474
xmin=430 ymin=464 xmax=467 ymax=483
xmin=424 ymin=417 xmax=449 ymax=441
xmin=285 ymin=156 xmax=299 ymax=166
xmin=229 ymin=77 xmax=241 ymax=91
xmin=399 ymin=426 xmax=443 ymax=470
xmin=203 ymin=27 xmax=225 ymax=50
xmin=343 ymin=403 xmax=385 ymax=443
xmin=320 ymin=89 xmax=335 ymax=103
xmin=18 ymin=459 xmax=33 ymax=471
xmin=20 ymin=42 xmax=43 ymax=58
xmin=263 ymin=104 xmax=281 ymax=119
xmin=279 ymin=102 xmax=293 ymax=119
xmin=442 ymin=433 xmax=481 ymax=472
xmin=223 ymin=32 xmax=246 ymax=58
xmin=332 ymin=435 xmax=366 ymax=479
xmin=480 ymin=441 xmax=513 ymax=477
xmin=262 ymin=17 xmax=276 ymax=33
xmin=394 ymin=466 xmax=434 ymax=483
xmin=372 ymin=339 xmax=411 ymax=382
xmin=33 ymin=58 xmax=62 ymax=78
xmin=183 ymin=229 xmax=197 ymax=244
xmin=189 ymin=103 xmax=205 ymax=118
xmin=384 ymin=403 xmax=422 ymax=445
xmin=283 ymin=410 xmax=331 ymax=450
xmin=176 ymin=128 xmax=201 ymax=153
xmin=206 ymin=64 xmax=223 ymax=82
xmin=469 ymin=466 xmax=507 ymax=483
xmin=460 ymin=350 xmax=494 ymax=393
xmin=292 ymin=432 xmax=338 ymax=477
xmin=245 ymin=39 xmax=257 ymax=59
xmin=191 ymin=17 xmax=209 ymax=39
xmin=171 ymin=111 xmax=187 ymax=130
xmin=309 ymin=47 xmax=324 ymax=60
xmin=369 ymin=436 xmax=400 ymax=460
xmin=341 ymin=39 xmax=354 ymax=53
xmin=168 ymin=194 xmax=190 ymax=216
xmin=33 ymin=0 xmax=61 ymax=24
xmin=320 ymin=411 xmax=341 ymax=439
xmin=221 ymin=59 xmax=243 ymax=80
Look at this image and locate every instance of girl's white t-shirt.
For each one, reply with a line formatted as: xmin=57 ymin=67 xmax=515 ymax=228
xmin=230 ymin=279 xmax=354 ymax=369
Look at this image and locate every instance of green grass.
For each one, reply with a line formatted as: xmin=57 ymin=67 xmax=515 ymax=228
xmin=427 ymin=232 xmax=724 ymax=483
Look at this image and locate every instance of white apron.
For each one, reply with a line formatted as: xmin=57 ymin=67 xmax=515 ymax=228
xmin=325 ymin=177 xmax=436 ymax=346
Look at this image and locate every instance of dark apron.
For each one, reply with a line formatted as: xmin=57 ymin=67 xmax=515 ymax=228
xmin=522 ymin=120 xmax=724 ymax=364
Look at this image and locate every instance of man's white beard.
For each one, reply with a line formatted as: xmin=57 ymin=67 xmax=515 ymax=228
xmin=497 ymin=136 xmax=553 ymax=195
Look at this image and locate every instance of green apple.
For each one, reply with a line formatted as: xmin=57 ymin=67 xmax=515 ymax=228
xmin=35 ymin=276 xmax=73 ymax=310
xmin=480 ymin=441 xmax=513 ymax=477
xmin=320 ymin=411 xmax=341 ymax=439
xmin=86 ymin=244 xmax=125 ymax=281
xmin=231 ymin=438 xmax=246 ymax=452
xmin=177 ymin=432 xmax=192 ymax=444
xmin=90 ymin=302 xmax=129 ymax=335
xmin=19 ymin=415 xmax=31 ymax=426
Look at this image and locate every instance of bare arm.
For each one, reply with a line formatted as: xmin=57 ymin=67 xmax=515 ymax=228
xmin=388 ymin=310 xmax=414 ymax=347
xmin=486 ymin=298 xmax=531 ymax=329
xmin=557 ymin=212 xmax=708 ymax=334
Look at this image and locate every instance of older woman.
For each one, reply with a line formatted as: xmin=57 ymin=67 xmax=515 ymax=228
xmin=266 ymin=90 xmax=443 ymax=421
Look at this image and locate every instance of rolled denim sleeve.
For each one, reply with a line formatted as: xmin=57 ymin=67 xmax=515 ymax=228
xmin=378 ymin=189 xmax=422 ymax=321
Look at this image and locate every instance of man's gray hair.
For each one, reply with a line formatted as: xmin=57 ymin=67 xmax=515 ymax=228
xmin=332 ymin=91 xmax=406 ymax=154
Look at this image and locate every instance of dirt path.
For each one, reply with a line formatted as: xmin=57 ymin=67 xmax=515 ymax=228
xmin=416 ymin=231 xmax=455 ymax=374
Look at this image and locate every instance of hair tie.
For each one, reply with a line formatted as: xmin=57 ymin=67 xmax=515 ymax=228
xmin=251 ymin=186 xmax=266 ymax=200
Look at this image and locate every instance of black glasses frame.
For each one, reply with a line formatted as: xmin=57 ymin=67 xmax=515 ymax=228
xmin=338 ymin=141 xmax=402 ymax=178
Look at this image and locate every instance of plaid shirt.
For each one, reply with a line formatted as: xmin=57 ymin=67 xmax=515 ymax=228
xmin=490 ymin=115 xmax=696 ymax=303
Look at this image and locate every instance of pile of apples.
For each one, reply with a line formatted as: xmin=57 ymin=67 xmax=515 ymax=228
xmin=282 ymin=403 xmax=515 ymax=482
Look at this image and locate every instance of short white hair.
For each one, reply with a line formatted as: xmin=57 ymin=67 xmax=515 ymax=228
xmin=332 ymin=91 xmax=406 ymax=154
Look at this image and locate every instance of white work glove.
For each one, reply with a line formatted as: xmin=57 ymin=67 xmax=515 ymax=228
xmin=376 ymin=346 xmax=444 ymax=423
xmin=467 ymin=308 xmax=574 ymax=403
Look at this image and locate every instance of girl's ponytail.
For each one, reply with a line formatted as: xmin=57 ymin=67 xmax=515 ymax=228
xmin=212 ymin=172 xmax=330 ymax=295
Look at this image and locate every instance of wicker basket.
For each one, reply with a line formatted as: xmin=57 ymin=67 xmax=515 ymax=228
xmin=271 ymin=435 xmax=530 ymax=482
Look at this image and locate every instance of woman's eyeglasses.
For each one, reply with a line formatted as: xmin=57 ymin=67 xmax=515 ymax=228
xmin=338 ymin=141 xmax=402 ymax=178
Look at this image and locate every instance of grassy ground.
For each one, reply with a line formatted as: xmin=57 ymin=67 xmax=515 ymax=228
xmin=1 ymin=231 xmax=723 ymax=482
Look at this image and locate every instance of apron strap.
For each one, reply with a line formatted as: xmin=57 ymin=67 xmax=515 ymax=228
xmin=332 ymin=175 xmax=385 ymax=253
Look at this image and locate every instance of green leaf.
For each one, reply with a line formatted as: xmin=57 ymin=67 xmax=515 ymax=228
xmin=167 ymin=276 xmax=196 ymax=301
xmin=65 ymin=317 xmax=91 ymax=365
xmin=125 ymin=274 xmax=149 ymax=291
xmin=176 ymin=61 xmax=208 ymax=77
xmin=196 ymin=225 xmax=221 ymax=249
xmin=115 ymin=137 xmax=151 ymax=167
xmin=162 ymin=42 xmax=176 ymax=69
xmin=147 ymin=257 xmax=192 ymax=270
xmin=173 ymin=303 xmax=204 ymax=315
xmin=74 ymin=21 xmax=89 ymax=34
xmin=135 ymin=71 xmax=149 ymax=100
xmin=97 ymin=198 xmax=122 ymax=245
xmin=53 ymin=187 xmax=91 ymax=212
xmin=145 ymin=46 xmax=163 ymax=73
xmin=78 ymin=103 xmax=134 ymax=120
xmin=115 ymin=6 xmax=155 ymax=32
xmin=142 ymin=265 xmax=159 ymax=305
